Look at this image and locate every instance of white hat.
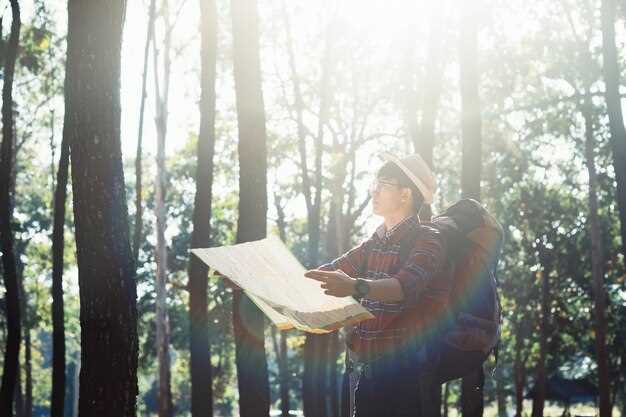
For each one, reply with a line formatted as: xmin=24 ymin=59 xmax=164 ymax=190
xmin=380 ymin=152 xmax=437 ymax=204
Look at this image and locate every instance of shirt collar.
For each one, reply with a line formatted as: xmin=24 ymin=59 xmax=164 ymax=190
xmin=375 ymin=214 xmax=419 ymax=243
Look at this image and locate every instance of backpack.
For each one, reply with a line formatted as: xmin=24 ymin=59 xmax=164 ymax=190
xmin=431 ymin=198 xmax=503 ymax=382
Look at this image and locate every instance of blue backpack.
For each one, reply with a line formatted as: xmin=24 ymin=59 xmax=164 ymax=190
xmin=431 ymin=198 xmax=503 ymax=382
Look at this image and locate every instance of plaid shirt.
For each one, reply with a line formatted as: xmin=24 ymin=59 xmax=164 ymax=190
xmin=319 ymin=215 xmax=451 ymax=359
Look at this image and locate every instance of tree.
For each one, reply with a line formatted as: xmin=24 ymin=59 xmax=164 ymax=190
xmin=133 ymin=0 xmax=156 ymax=264
xmin=459 ymin=2 xmax=484 ymax=417
xmin=0 ymin=1 xmax=22 ymax=415
xmin=581 ymin=91 xmax=611 ymax=417
xmin=64 ymin=0 xmax=138 ymax=415
xmin=152 ymin=1 xmax=175 ymax=415
xmin=601 ymin=0 xmax=626 ymax=267
xmin=231 ymin=0 xmax=271 ymax=416
xmin=188 ymin=0 xmax=218 ymax=415
xmin=50 ymin=133 xmax=69 ymax=417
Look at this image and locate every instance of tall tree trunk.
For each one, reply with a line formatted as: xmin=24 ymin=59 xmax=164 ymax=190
xmin=15 ymin=355 xmax=23 ymax=417
xmin=188 ymin=0 xmax=218 ymax=415
xmin=513 ymin=320 xmax=526 ymax=417
xmin=416 ymin=3 xmax=445 ymax=221
xmin=442 ymin=382 xmax=450 ymax=417
xmin=601 ymin=0 xmax=626 ymax=266
xmin=531 ymin=252 xmax=550 ymax=417
xmin=271 ymin=326 xmax=291 ymax=417
xmin=51 ymin=134 xmax=70 ymax=417
xmin=65 ymin=0 xmax=138 ymax=415
xmin=582 ymin=93 xmax=612 ymax=417
xmin=231 ymin=0 xmax=271 ymax=416
xmin=495 ymin=357 xmax=506 ymax=417
xmin=328 ymin=332 xmax=340 ymax=417
xmin=133 ymin=0 xmax=156 ymax=264
xmin=153 ymin=1 xmax=173 ymax=415
xmin=0 ymin=1 xmax=21 ymax=415
xmin=18 ymin=260 xmax=32 ymax=417
xmin=72 ymin=352 xmax=80 ymax=417
xmin=273 ymin=197 xmax=291 ymax=417
xmin=459 ymin=3 xmax=484 ymax=416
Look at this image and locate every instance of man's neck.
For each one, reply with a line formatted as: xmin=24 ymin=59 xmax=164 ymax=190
xmin=383 ymin=211 xmax=416 ymax=232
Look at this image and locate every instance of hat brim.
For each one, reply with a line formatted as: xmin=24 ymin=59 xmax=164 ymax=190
xmin=380 ymin=152 xmax=434 ymax=204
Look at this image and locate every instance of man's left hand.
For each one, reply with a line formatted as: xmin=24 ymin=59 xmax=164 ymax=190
xmin=304 ymin=269 xmax=356 ymax=297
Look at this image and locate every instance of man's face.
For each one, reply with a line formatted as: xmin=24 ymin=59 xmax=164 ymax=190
xmin=369 ymin=176 xmax=410 ymax=217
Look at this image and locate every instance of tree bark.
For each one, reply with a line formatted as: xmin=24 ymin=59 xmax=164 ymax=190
xmin=64 ymin=0 xmax=138 ymax=415
xmin=133 ymin=0 xmax=156 ymax=265
xmin=442 ymin=383 xmax=450 ymax=417
xmin=495 ymin=356 xmax=506 ymax=417
xmin=582 ymin=93 xmax=612 ymax=417
xmin=231 ymin=0 xmax=271 ymax=416
xmin=531 ymin=252 xmax=550 ymax=417
xmin=513 ymin=320 xmax=526 ymax=417
xmin=271 ymin=326 xmax=291 ymax=417
xmin=0 ymin=1 xmax=21 ymax=415
xmin=153 ymin=1 xmax=173 ymax=415
xmin=272 ymin=200 xmax=291 ymax=417
xmin=51 ymin=133 xmax=70 ymax=417
xmin=188 ymin=0 xmax=218 ymax=415
xmin=19 ymin=260 xmax=32 ymax=417
xmin=459 ymin=3 xmax=484 ymax=416
xmin=416 ymin=4 xmax=445 ymax=221
xmin=601 ymin=0 xmax=626 ymax=267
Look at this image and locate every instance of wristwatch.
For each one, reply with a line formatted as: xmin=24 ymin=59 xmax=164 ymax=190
xmin=354 ymin=278 xmax=370 ymax=299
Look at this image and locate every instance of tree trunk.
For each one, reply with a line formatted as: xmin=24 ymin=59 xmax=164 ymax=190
xmin=18 ymin=261 xmax=32 ymax=417
xmin=495 ymin=357 xmax=506 ymax=417
xmin=231 ymin=0 xmax=271 ymax=415
xmin=153 ymin=1 xmax=173 ymax=415
xmin=459 ymin=3 xmax=484 ymax=416
xmin=0 ymin=1 xmax=21 ymax=415
xmin=416 ymin=3 xmax=445 ymax=220
xmin=64 ymin=0 xmax=138 ymax=415
xmin=188 ymin=0 xmax=218 ymax=415
xmin=513 ymin=321 xmax=526 ymax=417
xmin=272 ymin=201 xmax=291 ymax=417
xmin=271 ymin=326 xmax=291 ymax=417
xmin=72 ymin=352 xmax=80 ymax=417
xmin=133 ymin=0 xmax=156 ymax=264
xmin=51 ymin=133 xmax=70 ymax=417
xmin=582 ymin=93 xmax=612 ymax=417
xmin=442 ymin=382 xmax=450 ymax=417
xmin=601 ymin=0 xmax=626 ymax=267
xmin=328 ymin=332 xmax=340 ymax=417
xmin=15 ymin=355 xmax=23 ymax=417
xmin=531 ymin=252 xmax=550 ymax=417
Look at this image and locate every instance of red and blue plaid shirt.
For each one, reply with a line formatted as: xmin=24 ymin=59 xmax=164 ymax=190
xmin=319 ymin=215 xmax=451 ymax=358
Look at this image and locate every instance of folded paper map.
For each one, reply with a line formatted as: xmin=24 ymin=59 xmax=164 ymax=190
xmin=191 ymin=235 xmax=374 ymax=334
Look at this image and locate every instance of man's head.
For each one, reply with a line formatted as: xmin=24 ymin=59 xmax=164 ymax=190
xmin=370 ymin=153 xmax=436 ymax=219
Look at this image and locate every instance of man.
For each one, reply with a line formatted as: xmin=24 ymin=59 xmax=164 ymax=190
xmin=304 ymin=153 xmax=451 ymax=417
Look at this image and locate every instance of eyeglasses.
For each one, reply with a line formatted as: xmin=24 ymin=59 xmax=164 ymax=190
xmin=369 ymin=179 xmax=401 ymax=195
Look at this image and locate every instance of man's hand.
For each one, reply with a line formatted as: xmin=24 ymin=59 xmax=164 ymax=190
xmin=304 ymin=269 xmax=356 ymax=298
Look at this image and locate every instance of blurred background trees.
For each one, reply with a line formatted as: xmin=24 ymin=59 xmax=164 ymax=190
xmin=0 ymin=0 xmax=625 ymax=416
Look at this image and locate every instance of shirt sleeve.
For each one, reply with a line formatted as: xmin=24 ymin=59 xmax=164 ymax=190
xmin=316 ymin=239 xmax=369 ymax=277
xmin=392 ymin=227 xmax=448 ymax=308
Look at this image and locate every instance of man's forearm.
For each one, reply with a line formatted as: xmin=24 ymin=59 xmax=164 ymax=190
xmin=359 ymin=277 xmax=405 ymax=303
